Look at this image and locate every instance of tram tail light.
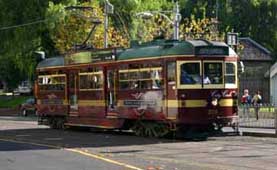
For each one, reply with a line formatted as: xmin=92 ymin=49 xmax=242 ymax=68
xmin=180 ymin=94 xmax=186 ymax=107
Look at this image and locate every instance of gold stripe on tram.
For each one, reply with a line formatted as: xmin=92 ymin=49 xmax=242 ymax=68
xmin=37 ymin=99 xmax=236 ymax=108
xmin=78 ymin=100 xmax=106 ymax=107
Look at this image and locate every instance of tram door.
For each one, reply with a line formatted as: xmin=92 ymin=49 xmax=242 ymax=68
xmin=166 ymin=62 xmax=178 ymax=119
xmin=68 ymin=71 xmax=79 ymax=116
xmin=106 ymin=68 xmax=117 ymax=114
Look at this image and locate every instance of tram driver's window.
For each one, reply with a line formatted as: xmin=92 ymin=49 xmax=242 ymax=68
xmin=225 ymin=63 xmax=236 ymax=84
xmin=180 ymin=63 xmax=201 ymax=85
xmin=204 ymin=63 xmax=223 ymax=84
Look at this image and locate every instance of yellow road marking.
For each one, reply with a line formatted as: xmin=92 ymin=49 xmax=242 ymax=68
xmin=0 ymin=138 xmax=143 ymax=170
xmin=66 ymin=148 xmax=144 ymax=170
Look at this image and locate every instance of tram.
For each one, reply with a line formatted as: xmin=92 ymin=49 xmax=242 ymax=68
xmin=35 ymin=39 xmax=239 ymax=137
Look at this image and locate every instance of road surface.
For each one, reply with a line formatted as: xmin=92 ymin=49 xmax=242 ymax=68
xmin=0 ymin=116 xmax=277 ymax=170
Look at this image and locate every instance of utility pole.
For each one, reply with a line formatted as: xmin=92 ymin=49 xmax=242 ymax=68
xmin=104 ymin=0 xmax=114 ymax=48
xmin=136 ymin=0 xmax=181 ymax=40
xmin=173 ymin=1 xmax=181 ymax=40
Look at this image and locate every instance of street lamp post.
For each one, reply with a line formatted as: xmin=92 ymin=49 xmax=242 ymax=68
xmin=136 ymin=1 xmax=181 ymax=40
xmin=173 ymin=1 xmax=181 ymax=40
xmin=104 ymin=0 xmax=114 ymax=48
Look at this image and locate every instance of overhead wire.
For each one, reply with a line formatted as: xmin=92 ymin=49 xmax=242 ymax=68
xmin=0 ymin=19 xmax=47 ymax=31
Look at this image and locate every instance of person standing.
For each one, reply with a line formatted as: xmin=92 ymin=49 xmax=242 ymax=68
xmin=241 ymin=89 xmax=251 ymax=119
xmin=252 ymin=90 xmax=262 ymax=120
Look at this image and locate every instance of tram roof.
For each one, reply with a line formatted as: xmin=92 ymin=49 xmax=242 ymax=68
xmin=37 ymin=57 xmax=64 ymax=69
xmin=37 ymin=39 xmax=236 ymax=69
xmin=117 ymin=39 xmax=233 ymax=60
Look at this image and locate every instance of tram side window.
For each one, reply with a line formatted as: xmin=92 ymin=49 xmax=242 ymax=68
xmin=180 ymin=63 xmax=201 ymax=85
xmin=119 ymin=67 xmax=163 ymax=90
xmin=204 ymin=63 xmax=223 ymax=84
xmin=167 ymin=62 xmax=176 ymax=85
xmin=140 ymin=68 xmax=163 ymax=89
xmin=38 ymin=75 xmax=65 ymax=91
xmin=225 ymin=63 xmax=236 ymax=84
xmin=79 ymin=73 xmax=103 ymax=90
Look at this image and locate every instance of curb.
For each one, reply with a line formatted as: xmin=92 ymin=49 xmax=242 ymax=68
xmin=242 ymin=131 xmax=277 ymax=138
xmin=0 ymin=108 xmax=19 ymax=116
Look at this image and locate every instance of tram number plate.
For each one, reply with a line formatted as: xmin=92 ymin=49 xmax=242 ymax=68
xmin=208 ymin=109 xmax=218 ymax=115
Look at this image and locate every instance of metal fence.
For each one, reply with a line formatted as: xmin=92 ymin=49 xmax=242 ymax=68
xmin=238 ymin=103 xmax=277 ymax=135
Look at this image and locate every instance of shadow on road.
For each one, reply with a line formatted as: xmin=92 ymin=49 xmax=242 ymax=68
xmin=0 ymin=126 xmax=184 ymax=151
xmin=0 ymin=116 xmax=241 ymax=152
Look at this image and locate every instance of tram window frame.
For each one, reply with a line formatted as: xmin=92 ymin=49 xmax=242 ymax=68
xmin=224 ymin=62 xmax=237 ymax=88
xmin=38 ymin=74 xmax=66 ymax=91
xmin=79 ymin=66 xmax=101 ymax=73
xmin=79 ymin=71 xmax=103 ymax=91
xmin=119 ymin=66 xmax=163 ymax=90
xmin=177 ymin=61 xmax=202 ymax=89
xmin=203 ymin=61 xmax=224 ymax=89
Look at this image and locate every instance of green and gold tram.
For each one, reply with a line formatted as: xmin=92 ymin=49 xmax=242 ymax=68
xmin=35 ymin=39 xmax=239 ymax=137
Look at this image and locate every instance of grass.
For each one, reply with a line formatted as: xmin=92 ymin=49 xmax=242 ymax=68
xmin=240 ymin=105 xmax=276 ymax=113
xmin=0 ymin=96 xmax=30 ymax=109
xmin=239 ymin=105 xmax=277 ymax=119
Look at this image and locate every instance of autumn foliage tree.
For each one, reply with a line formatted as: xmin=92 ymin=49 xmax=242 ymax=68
xmin=47 ymin=0 xmax=128 ymax=54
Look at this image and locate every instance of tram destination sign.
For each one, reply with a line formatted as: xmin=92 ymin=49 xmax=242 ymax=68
xmin=65 ymin=49 xmax=117 ymax=65
xmin=91 ymin=49 xmax=117 ymax=62
xmin=123 ymin=100 xmax=156 ymax=107
xmin=195 ymin=46 xmax=229 ymax=56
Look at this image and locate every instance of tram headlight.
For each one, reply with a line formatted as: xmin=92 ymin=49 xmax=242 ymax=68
xmin=180 ymin=94 xmax=186 ymax=99
xmin=211 ymin=98 xmax=218 ymax=106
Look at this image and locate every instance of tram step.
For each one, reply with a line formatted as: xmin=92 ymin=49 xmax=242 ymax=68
xmin=106 ymin=112 xmax=119 ymax=119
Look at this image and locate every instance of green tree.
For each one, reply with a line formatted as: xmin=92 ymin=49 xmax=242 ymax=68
xmin=108 ymin=0 xmax=173 ymax=41
xmin=228 ymin=0 xmax=277 ymax=60
xmin=0 ymin=0 xmax=50 ymax=90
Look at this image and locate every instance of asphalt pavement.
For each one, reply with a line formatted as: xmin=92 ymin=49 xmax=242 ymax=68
xmin=1 ymin=116 xmax=277 ymax=170
xmin=0 ymin=139 xmax=132 ymax=170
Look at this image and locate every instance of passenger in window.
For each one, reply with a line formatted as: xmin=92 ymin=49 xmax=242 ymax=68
xmin=192 ymin=74 xmax=201 ymax=84
xmin=152 ymin=80 xmax=161 ymax=89
xmin=213 ymin=76 xmax=220 ymax=84
xmin=181 ymin=70 xmax=195 ymax=84
xmin=203 ymin=75 xmax=211 ymax=84
xmin=141 ymin=81 xmax=150 ymax=89
xmin=130 ymin=81 xmax=138 ymax=89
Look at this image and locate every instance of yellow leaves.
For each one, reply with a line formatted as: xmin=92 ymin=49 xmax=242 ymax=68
xmin=180 ymin=17 xmax=224 ymax=41
xmin=107 ymin=27 xmax=129 ymax=48
xmin=135 ymin=14 xmax=172 ymax=42
xmin=49 ymin=1 xmax=129 ymax=53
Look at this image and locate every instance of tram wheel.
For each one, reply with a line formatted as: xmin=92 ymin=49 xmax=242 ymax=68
xmin=56 ymin=118 xmax=65 ymax=129
xmin=131 ymin=121 xmax=170 ymax=138
xmin=49 ymin=118 xmax=57 ymax=129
